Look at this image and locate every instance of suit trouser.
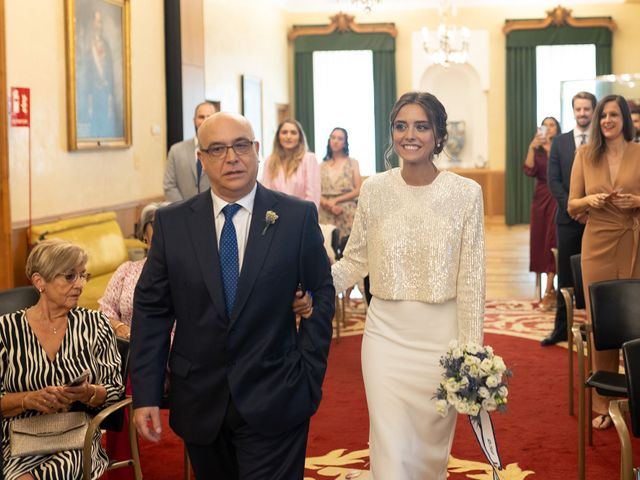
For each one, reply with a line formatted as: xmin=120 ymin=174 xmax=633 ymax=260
xmin=186 ymin=399 xmax=310 ymax=480
xmin=553 ymin=221 xmax=585 ymax=334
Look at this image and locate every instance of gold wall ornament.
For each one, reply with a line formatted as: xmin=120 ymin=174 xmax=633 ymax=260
xmin=288 ymin=12 xmax=397 ymax=41
xmin=502 ymin=5 xmax=617 ymax=34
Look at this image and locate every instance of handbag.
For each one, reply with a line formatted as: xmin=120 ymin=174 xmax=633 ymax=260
xmin=9 ymin=411 xmax=90 ymax=457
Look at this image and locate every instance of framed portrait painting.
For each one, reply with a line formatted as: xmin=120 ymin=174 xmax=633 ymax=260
xmin=241 ymin=75 xmax=263 ymax=147
xmin=64 ymin=0 xmax=131 ymax=150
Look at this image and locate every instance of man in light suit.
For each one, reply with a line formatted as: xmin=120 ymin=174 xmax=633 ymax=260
xmin=542 ymin=91 xmax=596 ymax=346
xmin=132 ymin=112 xmax=335 ymax=478
xmin=163 ymin=101 xmax=217 ymax=202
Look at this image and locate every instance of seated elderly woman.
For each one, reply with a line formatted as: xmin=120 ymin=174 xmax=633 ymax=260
xmin=0 ymin=238 xmax=123 ymax=480
xmin=99 ymin=202 xmax=169 ymax=339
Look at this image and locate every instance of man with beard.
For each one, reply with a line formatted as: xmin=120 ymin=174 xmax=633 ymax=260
xmin=542 ymin=91 xmax=596 ymax=346
xmin=163 ymin=101 xmax=218 ymax=202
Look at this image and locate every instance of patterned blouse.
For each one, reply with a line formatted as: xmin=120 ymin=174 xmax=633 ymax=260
xmin=0 ymin=308 xmax=124 ymax=479
xmin=98 ymin=259 xmax=146 ymax=326
xmin=319 ymin=157 xmax=358 ymax=239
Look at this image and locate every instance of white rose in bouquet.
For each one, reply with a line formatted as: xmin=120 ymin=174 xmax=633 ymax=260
xmin=481 ymin=398 xmax=498 ymax=411
xmin=486 ymin=375 xmax=499 ymax=388
xmin=478 ymin=386 xmax=490 ymax=399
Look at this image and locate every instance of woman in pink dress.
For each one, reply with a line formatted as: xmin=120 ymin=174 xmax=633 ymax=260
xmin=262 ymin=118 xmax=321 ymax=207
xmin=523 ymin=116 xmax=561 ymax=311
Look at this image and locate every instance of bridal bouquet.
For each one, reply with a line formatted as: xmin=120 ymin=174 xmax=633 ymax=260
xmin=434 ymin=341 xmax=512 ymax=479
xmin=434 ymin=341 xmax=511 ymax=418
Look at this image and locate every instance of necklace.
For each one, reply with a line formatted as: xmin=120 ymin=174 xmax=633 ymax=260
xmin=30 ymin=307 xmax=65 ymax=334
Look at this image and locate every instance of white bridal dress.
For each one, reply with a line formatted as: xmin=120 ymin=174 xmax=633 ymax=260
xmin=332 ymin=168 xmax=485 ymax=480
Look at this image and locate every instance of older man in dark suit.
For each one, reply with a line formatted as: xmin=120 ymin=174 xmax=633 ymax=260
xmin=542 ymin=91 xmax=596 ymax=346
xmin=132 ymin=112 xmax=335 ymax=478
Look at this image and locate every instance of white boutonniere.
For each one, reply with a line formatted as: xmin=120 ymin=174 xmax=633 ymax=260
xmin=262 ymin=210 xmax=278 ymax=235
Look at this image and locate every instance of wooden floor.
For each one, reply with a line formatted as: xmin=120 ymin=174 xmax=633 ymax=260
xmin=485 ymin=216 xmax=538 ymax=300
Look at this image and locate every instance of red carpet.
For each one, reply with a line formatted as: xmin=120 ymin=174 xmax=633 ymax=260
xmin=134 ymin=331 xmax=640 ymax=479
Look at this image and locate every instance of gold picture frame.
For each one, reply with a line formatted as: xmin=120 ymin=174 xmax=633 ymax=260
xmin=64 ymin=0 xmax=131 ymax=150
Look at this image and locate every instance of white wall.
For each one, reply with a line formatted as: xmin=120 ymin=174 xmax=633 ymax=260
xmin=6 ymin=0 xmax=166 ymax=225
xmin=202 ymin=0 xmax=290 ymax=160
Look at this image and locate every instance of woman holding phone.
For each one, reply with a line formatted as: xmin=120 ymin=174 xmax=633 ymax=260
xmin=568 ymin=94 xmax=640 ymax=430
xmin=523 ymin=116 xmax=561 ymax=310
xmin=0 ymin=239 xmax=123 ymax=479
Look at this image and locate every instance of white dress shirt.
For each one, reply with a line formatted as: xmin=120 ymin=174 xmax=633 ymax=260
xmin=573 ymin=128 xmax=589 ymax=148
xmin=210 ymin=184 xmax=257 ymax=271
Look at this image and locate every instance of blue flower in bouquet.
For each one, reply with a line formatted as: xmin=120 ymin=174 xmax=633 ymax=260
xmin=435 ymin=341 xmax=512 ymax=418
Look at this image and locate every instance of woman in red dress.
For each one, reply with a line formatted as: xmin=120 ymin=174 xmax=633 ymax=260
xmin=523 ymin=116 xmax=561 ymax=310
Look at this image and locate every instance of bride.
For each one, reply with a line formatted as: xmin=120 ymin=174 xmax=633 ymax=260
xmin=331 ymin=91 xmax=486 ymax=478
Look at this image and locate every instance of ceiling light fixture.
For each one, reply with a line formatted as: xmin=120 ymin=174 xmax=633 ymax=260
xmin=421 ymin=0 xmax=470 ymax=68
xmin=346 ymin=0 xmax=381 ymax=13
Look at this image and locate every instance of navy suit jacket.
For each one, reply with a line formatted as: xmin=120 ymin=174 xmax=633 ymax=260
xmin=131 ymin=183 xmax=335 ymax=443
xmin=548 ymin=130 xmax=579 ymax=225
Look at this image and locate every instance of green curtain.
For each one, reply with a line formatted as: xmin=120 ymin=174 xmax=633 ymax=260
xmin=293 ymin=31 xmax=396 ymax=171
xmin=505 ymin=25 xmax=612 ymax=225
xmin=373 ymin=51 xmax=397 ymax=170
xmin=505 ymin=46 xmax=537 ymax=225
xmin=294 ymin=52 xmax=315 ymax=151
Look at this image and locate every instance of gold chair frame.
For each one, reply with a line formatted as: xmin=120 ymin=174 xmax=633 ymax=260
xmin=609 ymin=399 xmax=635 ymax=480
xmin=82 ymin=397 xmax=142 ymax=480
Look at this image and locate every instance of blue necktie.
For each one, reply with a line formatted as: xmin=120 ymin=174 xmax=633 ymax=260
xmin=220 ymin=204 xmax=241 ymax=318
xmin=196 ymin=159 xmax=203 ymax=192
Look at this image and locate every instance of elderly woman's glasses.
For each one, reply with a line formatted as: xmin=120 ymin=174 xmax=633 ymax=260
xmin=201 ymin=140 xmax=256 ymax=159
xmin=56 ymin=272 xmax=91 ymax=283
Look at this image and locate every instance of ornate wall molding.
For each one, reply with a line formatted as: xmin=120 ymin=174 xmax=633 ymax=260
xmin=503 ymin=5 xmax=617 ymax=34
xmin=288 ymin=12 xmax=397 ymax=41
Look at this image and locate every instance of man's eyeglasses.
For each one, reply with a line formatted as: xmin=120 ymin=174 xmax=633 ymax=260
xmin=201 ymin=140 xmax=256 ymax=159
xmin=56 ymin=272 xmax=92 ymax=283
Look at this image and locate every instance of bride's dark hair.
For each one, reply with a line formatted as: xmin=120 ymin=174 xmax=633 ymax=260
xmin=384 ymin=91 xmax=448 ymax=170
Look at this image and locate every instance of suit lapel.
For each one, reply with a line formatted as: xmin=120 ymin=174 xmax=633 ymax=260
xmin=187 ymin=192 xmax=227 ymax=317
xmin=230 ymin=184 xmax=279 ymax=327
xmin=569 ymin=130 xmax=577 ymax=157
xmin=189 ymin=141 xmax=198 ymax=182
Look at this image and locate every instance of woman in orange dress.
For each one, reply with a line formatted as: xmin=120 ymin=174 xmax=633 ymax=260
xmin=568 ymin=94 xmax=640 ymax=430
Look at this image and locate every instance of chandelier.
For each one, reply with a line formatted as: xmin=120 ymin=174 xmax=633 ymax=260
xmin=346 ymin=0 xmax=381 ymax=13
xmin=421 ymin=0 xmax=470 ymax=67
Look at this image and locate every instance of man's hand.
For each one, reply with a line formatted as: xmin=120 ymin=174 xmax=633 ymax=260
xmin=134 ymin=406 xmax=162 ymax=442
xmin=292 ymin=288 xmax=313 ymax=319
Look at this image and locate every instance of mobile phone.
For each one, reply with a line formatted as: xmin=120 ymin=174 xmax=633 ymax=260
xmin=537 ymin=126 xmax=548 ymax=140
xmin=66 ymin=369 xmax=90 ymax=387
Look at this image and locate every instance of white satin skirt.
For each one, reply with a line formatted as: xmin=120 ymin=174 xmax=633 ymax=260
xmin=362 ymin=297 xmax=458 ymax=480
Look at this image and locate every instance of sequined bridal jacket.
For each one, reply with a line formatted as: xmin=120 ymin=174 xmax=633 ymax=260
xmin=331 ymin=168 xmax=485 ymax=345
